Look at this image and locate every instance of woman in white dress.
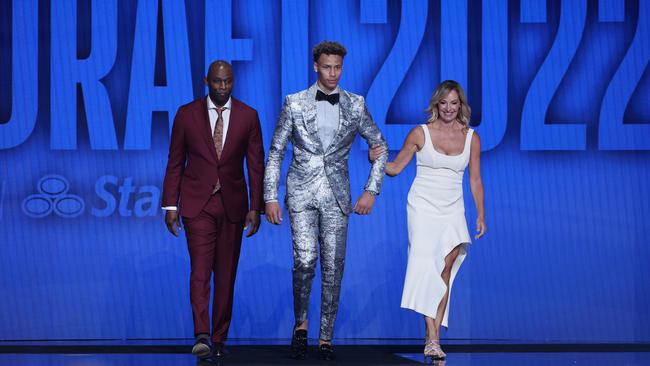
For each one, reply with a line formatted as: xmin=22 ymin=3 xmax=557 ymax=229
xmin=370 ymin=80 xmax=485 ymax=359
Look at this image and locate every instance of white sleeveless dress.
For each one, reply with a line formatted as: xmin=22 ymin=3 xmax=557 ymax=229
xmin=400 ymin=124 xmax=473 ymax=327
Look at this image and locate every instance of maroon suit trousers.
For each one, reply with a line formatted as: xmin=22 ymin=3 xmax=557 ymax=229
xmin=182 ymin=192 xmax=244 ymax=343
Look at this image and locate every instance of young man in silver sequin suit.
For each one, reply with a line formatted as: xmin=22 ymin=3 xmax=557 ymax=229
xmin=264 ymin=41 xmax=388 ymax=360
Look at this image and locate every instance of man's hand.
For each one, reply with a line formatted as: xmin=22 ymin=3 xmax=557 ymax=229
xmin=244 ymin=210 xmax=261 ymax=237
xmin=165 ymin=210 xmax=182 ymax=237
xmin=353 ymin=191 xmax=376 ymax=215
xmin=368 ymin=144 xmax=386 ymax=163
xmin=265 ymin=202 xmax=283 ymax=225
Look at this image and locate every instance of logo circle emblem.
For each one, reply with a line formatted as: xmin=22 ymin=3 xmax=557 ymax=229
xmin=22 ymin=194 xmax=53 ymax=218
xmin=38 ymin=175 xmax=69 ymax=196
xmin=22 ymin=175 xmax=85 ymax=218
xmin=54 ymin=194 xmax=85 ymax=218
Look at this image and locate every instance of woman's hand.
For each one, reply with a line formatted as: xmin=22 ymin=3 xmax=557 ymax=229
xmin=368 ymin=144 xmax=386 ymax=162
xmin=475 ymin=217 xmax=486 ymax=239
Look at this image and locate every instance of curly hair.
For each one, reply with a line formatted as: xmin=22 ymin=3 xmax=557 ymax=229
xmin=425 ymin=80 xmax=472 ymax=128
xmin=313 ymin=41 xmax=347 ymax=62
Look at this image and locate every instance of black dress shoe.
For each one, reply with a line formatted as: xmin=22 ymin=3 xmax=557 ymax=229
xmin=191 ymin=337 xmax=212 ymax=359
xmin=212 ymin=342 xmax=228 ymax=358
xmin=290 ymin=329 xmax=308 ymax=359
xmin=318 ymin=343 xmax=335 ymax=361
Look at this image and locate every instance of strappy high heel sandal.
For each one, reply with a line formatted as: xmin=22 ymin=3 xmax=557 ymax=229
xmin=424 ymin=339 xmax=446 ymax=360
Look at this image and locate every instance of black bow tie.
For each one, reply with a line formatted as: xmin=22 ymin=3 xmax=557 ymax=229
xmin=316 ymin=90 xmax=340 ymax=105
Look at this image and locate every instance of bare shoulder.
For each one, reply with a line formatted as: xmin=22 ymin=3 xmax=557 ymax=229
xmin=470 ymin=129 xmax=481 ymax=152
xmin=471 ymin=130 xmax=481 ymax=144
xmin=408 ymin=125 xmax=425 ymax=150
xmin=409 ymin=125 xmax=425 ymax=138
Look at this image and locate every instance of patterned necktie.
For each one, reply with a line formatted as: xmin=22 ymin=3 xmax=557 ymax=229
xmin=212 ymin=106 xmax=225 ymax=193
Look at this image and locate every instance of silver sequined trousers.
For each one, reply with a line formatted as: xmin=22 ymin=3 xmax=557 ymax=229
xmin=289 ymin=176 xmax=349 ymax=341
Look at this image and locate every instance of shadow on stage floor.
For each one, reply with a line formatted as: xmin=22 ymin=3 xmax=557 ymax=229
xmin=1 ymin=339 xmax=649 ymax=365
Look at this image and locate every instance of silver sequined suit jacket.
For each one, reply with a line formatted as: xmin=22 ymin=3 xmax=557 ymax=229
xmin=264 ymin=83 xmax=388 ymax=214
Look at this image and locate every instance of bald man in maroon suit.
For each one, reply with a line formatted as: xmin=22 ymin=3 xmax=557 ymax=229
xmin=162 ymin=60 xmax=264 ymax=359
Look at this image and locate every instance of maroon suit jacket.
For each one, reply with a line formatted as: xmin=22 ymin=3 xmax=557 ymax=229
xmin=162 ymin=96 xmax=264 ymax=222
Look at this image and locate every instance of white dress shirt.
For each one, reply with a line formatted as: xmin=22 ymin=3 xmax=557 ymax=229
xmin=207 ymin=95 xmax=232 ymax=147
xmin=162 ymin=96 xmax=232 ymax=211
xmin=314 ymin=85 xmax=340 ymax=150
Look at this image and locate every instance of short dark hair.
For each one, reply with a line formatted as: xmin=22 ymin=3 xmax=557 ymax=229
xmin=313 ymin=41 xmax=347 ymax=62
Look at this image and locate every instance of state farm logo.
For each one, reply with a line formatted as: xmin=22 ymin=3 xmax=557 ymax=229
xmin=22 ymin=174 xmax=161 ymax=218
xmin=22 ymin=175 xmax=85 ymax=218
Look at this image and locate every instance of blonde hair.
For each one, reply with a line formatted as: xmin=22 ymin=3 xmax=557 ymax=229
xmin=425 ymin=80 xmax=471 ymax=128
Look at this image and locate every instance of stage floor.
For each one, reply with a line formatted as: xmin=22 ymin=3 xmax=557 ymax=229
xmin=1 ymin=341 xmax=649 ymax=365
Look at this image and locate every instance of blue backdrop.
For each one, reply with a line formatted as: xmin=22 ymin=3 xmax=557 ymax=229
xmin=1 ymin=0 xmax=649 ymax=342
